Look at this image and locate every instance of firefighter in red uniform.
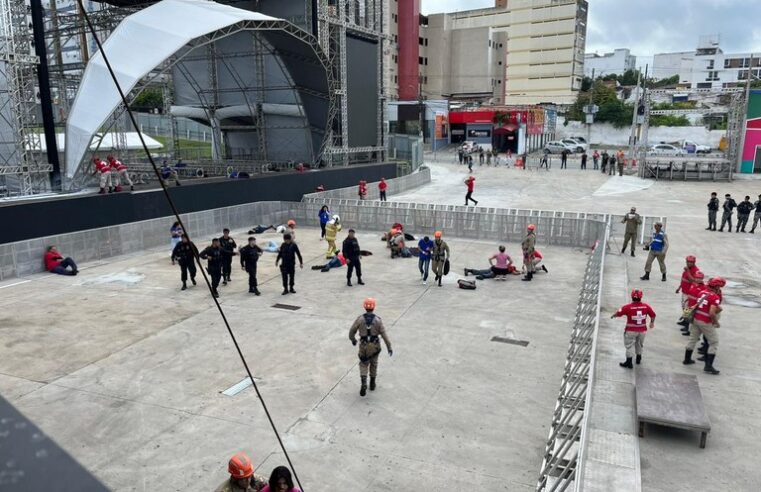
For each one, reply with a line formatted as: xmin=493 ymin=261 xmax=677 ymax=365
xmin=107 ymin=155 xmax=134 ymax=192
xmin=93 ymin=157 xmax=112 ymax=194
xmin=675 ymin=255 xmax=700 ymax=326
xmin=678 ymin=271 xmax=705 ymax=335
xmin=611 ymin=289 xmax=656 ymax=368
xmin=683 ymin=276 xmax=724 ymax=375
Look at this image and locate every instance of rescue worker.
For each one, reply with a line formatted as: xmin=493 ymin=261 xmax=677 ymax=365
xmin=621 ymin=206 xmax=642 ymax=257
xmin=219 ymin=228 xmax=237 ymax=284
xmin=349 ymin=298 xmax=392 ymax=397
xmin=92 ymin=156 xmax=112 ymax=194
xmin=275 ymin=233 xmax=303 ymax=295
xmin=640 ymin=221 xmax=668 ymax=281
xmin=342 ymin=228 xmax=364 ymax=286
xmin=107 ymin=155 xmax=133 ymax=192
xmin=214 ymin=452 xmax=267 ymax=492
xmin=675 ymin=255 xmax=700 ymax=327
xmin=200 ymin=238 xmax=235 ymax=298
xmin=706 ymin=192 xmax=720 ymax=231
xmin=616 ymin=149 xmax=625 ymax=176
xmin=325 ymin=214 xmax=341 ymax=258
xmin=430 ymin=231 xmax=450 ymax=287
xmin=378 ymin=178 xmax=388 ymax=201
xmin=464 ymin=176 xmax=478 ymax=206
xmin=751 ymin=194 xmax=761 ymax=233
xmin=718 ymin=193 xmax=737 ymax=232
xmin=285 ymin=219 xmax=297 ymax=243
xmin=678 ymin=271 xmax=705 ymax=336
xmin=736 ymin=195 xmax=753 ymax=232
xmin=239 ymin=236 xmax=263 ymax=295
xmin=522 ymin=224 xmax=537 ymax=281
xmin=683 ymin=276 xmax=725 ymax=375
xmin=611 ymin=289 xmax=656 ymax=368
xmin=171 ymin=233 xmax=198 ymax=291
xmin=532 ymin=249 xmax=548 ymax=273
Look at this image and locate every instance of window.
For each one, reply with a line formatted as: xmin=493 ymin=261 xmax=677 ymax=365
xmin=706 ymin=70 xmax=719 ymax=81
xmin=739 ymin=70 xmax=749 ymax=80
xmin=696 ymin=82 xmax=712 ymax=89
xmin=497 ymin=80 xmax=501 ymax=84
xmin=706 ymin=60 xmax=714 ymax=69
xmin=419 ymin=37 xmax=424 ymax=45
xmin=425 ymin=38 xmax=428 ymax=46
xmin=425 ymin=57 xmax=428 ymax=66
xmin=742 ymin=58 xmax=751 ymax=68
xmin=393 ymin=34 xmax=398 ymax=43
xmin=498 ymin=61 xmax=502 ymax=65
xmin=393 ymin=75 xmax=398 ymax=84
xmin=392 ymin=13 xmax=398 ymax=23
xmin=725 ymin=58 xmax=732 ymax=68
xmin=423 ymin=76 xmax=428 ymax=84
xmin=419 ymin=56 xmax=423 ymax=65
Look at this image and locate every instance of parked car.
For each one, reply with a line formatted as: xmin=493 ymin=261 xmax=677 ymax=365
xmin=649 ymin=143 xmax=686 ymax=155
xmin=571 ymin=136 xmax=588 ymax=144
xmin=561 ymin=138 xmax=587 ymax=152
xmin=544 ymin=140 xmax=576 ymax=154
xmin=679 ymin=140 xmax=711 ymax=154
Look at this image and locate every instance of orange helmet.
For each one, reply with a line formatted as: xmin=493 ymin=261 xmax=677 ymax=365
xmin=527 ymin=224 xmax=536 ymax=231
xmin=434 ymin=231 xmax=442 ymax=239
xmin=228 ymin=452 xmax=254 ymax=479
xmin=364 ymin=297 xmax=376 ymax=310
xmin=686 ymin=255 xmax=696 ymax=263
xmin=287 ymin=219 xmax=296 ymax=227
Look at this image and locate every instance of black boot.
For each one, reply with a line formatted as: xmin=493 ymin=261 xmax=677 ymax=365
xmin=369 ymin=377 xmax=376 ymax=391
xmin=212 ymin=289 xmax=219 ymax=298
xmin=619 ymin=357 xmax=633 ymax=369
xmin=636 ymin=354 xmax=642 ymax=365
xmin=677 ymin=317 xmax=689 ymax=327
xmin=253 ymin=288 xmax=261 ymax=296
xmin=360 ymin=376 xmax=367 ymax=396
xmin=282 ymin=288 xmax=289 ymax=295
xmin=703 ymin=353 xmax=720 ymax=375
xmin=621 ymin=247 xmax=626 ymax=254
xmin=358 ymin=278 xmax=365 ymax=285
xmin=542 ymin=265 xmax=549 ymax=273
xmin=289 ymin=287 xmax=296 ymax=294
xmin=661 ymin=272 xmax=667 ymax=282
xmin=522 ymin=271 xmax=533 ymax=281
xmin=191 ymin=277 xmax=197 ymax=285
xmin=630 ymin=251 xmax=635 ymax=257
xmin=181 ymin=282 xmax=187 ymax=291
xmin=697 ymin=344 xmax=708 ymax=355
xmin=640 ymin=272 xmax=650 ymax=280
xmin=683 ymin=349 xmax=695 ymax=365
xmin=347 ymin=279 xmax=352 ymax=287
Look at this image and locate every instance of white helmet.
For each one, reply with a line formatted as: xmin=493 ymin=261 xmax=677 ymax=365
xmin=276 ymin=225 xmax=286 ymax=234
xmin=332 ymin=214 xmax=340 ymax=222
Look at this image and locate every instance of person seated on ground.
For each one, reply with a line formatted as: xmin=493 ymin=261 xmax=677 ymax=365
xmin=44 ymin=245 xmax=78 ymax=276
xmin=390 ymin=230 xmax=411 ymax=258
xmin=214 ymin=452 xmax=267 ymax=492
xmin=531 ymin=249 xmax=549 ymax=273
xmin=464 ymin=246 xmax=519 ymax=280
xmin=248 ymin=225 xmax=275 ymax=234
xmin=160 ymin=160 xmax=181 ymax=186
xmin=260 ymin=466 xmax=301 ymax=492
xmin=311 ymin=252 xmax=347 ymax=272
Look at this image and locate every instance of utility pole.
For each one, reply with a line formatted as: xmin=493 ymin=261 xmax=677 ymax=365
xmin=418 ymin=75 xmax=425 ymax=148
xmin=583 ymin=69 xmax=598 ymax=153
xmin=736 ymin=53 xmax=754 ymax=173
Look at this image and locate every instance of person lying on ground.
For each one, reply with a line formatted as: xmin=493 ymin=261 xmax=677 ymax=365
xmin=248 ymin=225 xmax=275 ymax=234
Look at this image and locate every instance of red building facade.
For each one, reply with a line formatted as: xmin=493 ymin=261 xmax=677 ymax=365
xmin=398 ymin=0 xmax=421 ymax=101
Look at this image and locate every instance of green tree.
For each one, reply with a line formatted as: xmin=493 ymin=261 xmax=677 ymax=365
xmin=130 ymin=88 xmax=163 ymax=112
xmin=646 ymin=74 xmax=680 ymax=88
xmin=566 ymin=80 xmax=633 ymax=128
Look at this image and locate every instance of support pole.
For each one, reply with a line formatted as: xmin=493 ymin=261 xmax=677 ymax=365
xmin=30 ymin=0 xmax=61 ymax=190
xmin=736 ymin=53 xmax=754 ymax=174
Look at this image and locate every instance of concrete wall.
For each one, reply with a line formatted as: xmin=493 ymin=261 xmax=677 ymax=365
xmin=303 ymin=167 xmax=431 ymax=201
xmin=557 ymin=117 xmax=724 ymax=148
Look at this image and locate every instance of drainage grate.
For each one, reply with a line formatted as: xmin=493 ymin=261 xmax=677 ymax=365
xmin=272 ymin=303 xmax=302 ymax=311
xmin=491 ymin=336 xmax=529 ymax=347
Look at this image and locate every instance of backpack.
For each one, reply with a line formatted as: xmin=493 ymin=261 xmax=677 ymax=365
xmin=458 ymin=279 xmax=476 ymax=290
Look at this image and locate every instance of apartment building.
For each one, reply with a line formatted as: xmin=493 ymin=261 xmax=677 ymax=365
xmin=583 ymin=48 xmax=636 ymax=77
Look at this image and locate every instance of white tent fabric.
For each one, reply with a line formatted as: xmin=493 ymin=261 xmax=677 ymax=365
xmin=64 ymin=0 xmax=278 ymax=179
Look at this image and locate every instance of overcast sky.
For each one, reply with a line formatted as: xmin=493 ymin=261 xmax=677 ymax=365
xmin=422 ymin=0 xmax=760 ymax=64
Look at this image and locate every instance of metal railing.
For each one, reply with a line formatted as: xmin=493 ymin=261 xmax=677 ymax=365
xmin=640 ymin=158 xmax=733 ymax=181
xmin=535 ymin=216 xmax=610 ymax=492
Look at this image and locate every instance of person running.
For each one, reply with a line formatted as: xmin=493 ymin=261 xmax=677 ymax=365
xmin=464 ymin=176 xmax=478 ymax=206
xmin=239 ymin=236 xmax=263 ymax=295
xmin=318 ymin=206 xmax=331 ymax=240
xmin=200 ymin=238 xmax=235 ymax=298
xmin=417 ymin=235 xmax=433 ymax=285
xmin=611 ymin=289 xmax=656 ymax=368
xmin=171 ymin=234 xmax=198 ymax=291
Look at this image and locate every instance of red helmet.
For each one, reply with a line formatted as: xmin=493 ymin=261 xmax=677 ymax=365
xmin=631 ymin=289 xmax=643 ymax=300
xmin=707 ymin=277 xmax=726 ymax=288
xmin=364 ymin=297 xmax=376 ymax=310
xmin=527 ymin=224 xmax=536 ymax=231
xmin=287 ymin=219 xmax=296 ymax=227
xmin=694 ymin=271 xmax=705 ymax=281
xmin=228 ymin=452 xmax=254 ymax=479
xmin=686 ymin=255 xmax=696 ymax=262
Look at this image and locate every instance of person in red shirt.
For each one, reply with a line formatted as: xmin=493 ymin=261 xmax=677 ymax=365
xmin=675 ymin=255 xmax=700 ymax=302
xmin=107 ymin=155 xmax=134 ymax=192
xmin=531 ymin=249 xmax=549 ymax=273
xmin=358 ymin=180 xmax=367 ymax=200
xmin=44 ymin=245 xmax=78 ymax=276
xmin=92 ymin=156 xmax=112 ymax=194
xmin=611 ymin=289 xmax=656 ymax=368
xmin=683 ymin=276 xmax=724 ymax=375
xmin=678 ymin=271 xmax=705 ymax=333
xmin=464 ymin=176 xmax=478 ymax=206
xmin=378 ymin=178 xmax=388 ymax=202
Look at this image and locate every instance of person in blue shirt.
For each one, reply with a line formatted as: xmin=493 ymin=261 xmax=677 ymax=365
xmin=318 ymin=205 xmax=331 ymax=240
xmin=641 ymin=222 xmax=669 ymax=281
xmin=160 ymin=160 xmax=181 ymax=186
xmin=417 ymin=235 xmax=434 ymax=285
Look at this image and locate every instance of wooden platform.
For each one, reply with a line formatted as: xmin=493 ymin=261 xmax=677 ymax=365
xmin=636 ymin=369 xmax=711 ymax=448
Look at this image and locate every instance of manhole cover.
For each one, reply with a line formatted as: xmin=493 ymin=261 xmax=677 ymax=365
xmin=491 ymin=336 xmax=529 ymax=347
xmin=272 ymin=303 xmax=301 ymax=311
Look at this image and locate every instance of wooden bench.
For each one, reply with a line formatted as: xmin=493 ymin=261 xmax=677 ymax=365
xmin=636 ymin=370 xmax=711 ymax=448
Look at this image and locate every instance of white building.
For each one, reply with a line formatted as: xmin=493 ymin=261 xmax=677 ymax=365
xmin=654 ymin=37 xmax=761 ymax=89
xmin=583 ymin=48 xmax=636 ymax=77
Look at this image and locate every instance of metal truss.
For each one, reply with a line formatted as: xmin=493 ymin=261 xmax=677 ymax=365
xmin=725 ymin=91 xmax=746 ymax=172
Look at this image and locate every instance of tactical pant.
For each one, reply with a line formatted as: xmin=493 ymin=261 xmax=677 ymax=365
xmin=737 ymin=213 xmax=750 ymax=231
xmin=99 ymin=171 xmax=112 ymax=189
xmin=622 ymin=232 xmax=637 ymax=253
xmin=708 ymin=210 xmax=717 ymax=229
xmin=209 ymin=269 xmax=222 ymax=291
xmin=752 ymin=213 xmax=761 ymax=231
xmin=326 ymin=239 xmax=338 ymax=258
xmin=280 ymin=265 xmax=295 ymax=289
xmin=644 ymin=251 xmax=666 ymax=274
xmin=358 ymin=341 xmax=381 ymax=377
xmin=523 ymin=253 xmax=536 ymax=273
xmin=687 ymin=320 xmax=718 ymax=354
xmin=246 ymin=265 xmax=258 ymax=290
xmin=223 ymin=256 xmax=233 ymax=279
xmin=432 ymin=259 xmax=445 ymax=279
xmin=720 ymin=211 xmax=732 ymax=230
xmin=419 ymin=257 xmax=430 ymax=281
xmin=624 ymin=331 xmax=646 ymax=358
xmin=180 ymin=261 xmax=196 ymax=283
xmin=346 ymin=258 xmax=362 ymax=280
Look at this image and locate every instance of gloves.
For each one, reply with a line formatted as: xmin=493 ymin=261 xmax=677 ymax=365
xmin=351 ymin=340 xmax=357 ymax=346
xmin=388 ymin=349 xmax=393 ymax=357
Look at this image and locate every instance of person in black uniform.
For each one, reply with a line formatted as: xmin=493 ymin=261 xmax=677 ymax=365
xmin=171 ymin=234 xmax=198 ymax=291
xmin=275 ymin=233 xmax=303 ymax=295
xmin=200 ymin=238 xmax=235 ymax=298
xmin=706 ymin=192 xmax=720 ymax=231
xmin=239 ymin=236 xmax=263 ymax=295
xmin=342 ymin=229 xmax=364 ymax=287
xmin=219 ymin=228 xmax=237 ymax=285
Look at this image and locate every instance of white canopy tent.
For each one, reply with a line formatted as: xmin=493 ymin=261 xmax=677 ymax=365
xmin=65 ymin=0 xmax=333 ymax=187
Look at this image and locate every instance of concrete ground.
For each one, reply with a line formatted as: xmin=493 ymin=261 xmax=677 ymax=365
xmin=395 ymin=155 xmax=761 ymax=492
xmin=0 ymin=224 xmax=590 ymax=491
